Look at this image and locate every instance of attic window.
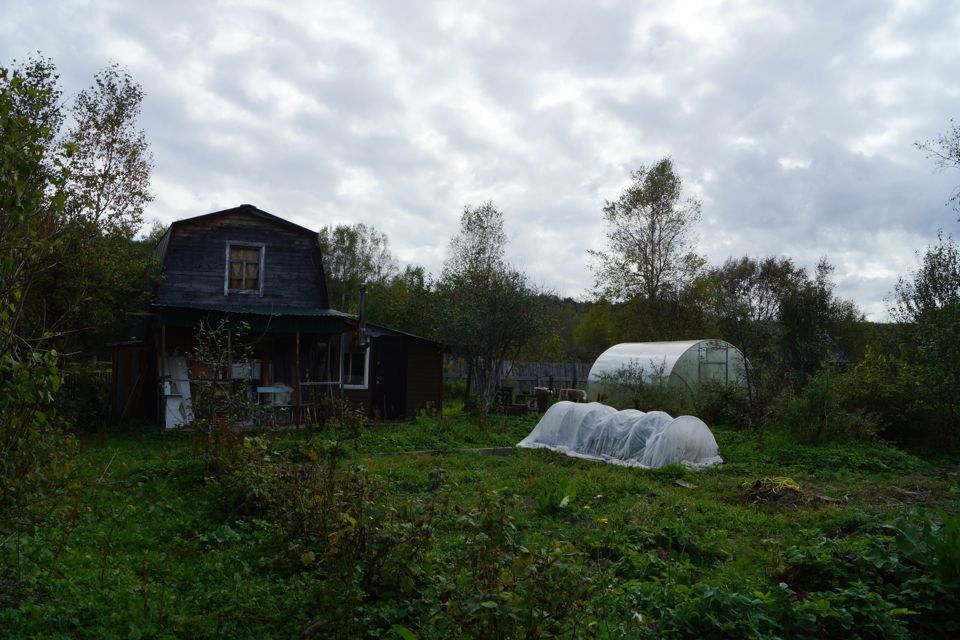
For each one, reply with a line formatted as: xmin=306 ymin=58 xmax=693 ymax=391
xmin=225 ymin=243 xmax=264 ymax=294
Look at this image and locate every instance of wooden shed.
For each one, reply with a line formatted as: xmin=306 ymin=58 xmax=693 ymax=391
xmin=110 ymin=204 xmax=442 ymax=426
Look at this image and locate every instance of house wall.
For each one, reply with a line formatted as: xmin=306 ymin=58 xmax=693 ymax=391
xmin=111 ymin=345 xmax=150 ymax=422
xmin=342 ymin=387 xmax=373 ymax=416
xmin=405 ymin=339 xmax=443 ymax=417
xmin=112 ymin=206 xmax=445 ymax=426
xmin=340 ymin=337 xmax=442 ymax=420
xmin=155 ymin=209 xmax=328 ymax=310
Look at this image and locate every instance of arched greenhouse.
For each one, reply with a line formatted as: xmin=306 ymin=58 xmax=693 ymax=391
xmin=587 ymin=340 xmax=748 ymax=408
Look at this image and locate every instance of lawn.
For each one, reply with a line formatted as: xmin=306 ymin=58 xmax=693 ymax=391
xmin=2 ymin=409 xmax=958 ymax=639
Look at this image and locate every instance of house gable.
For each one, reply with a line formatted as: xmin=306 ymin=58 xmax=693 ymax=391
xmin=154 ymin=204 xmax=330 ymax=310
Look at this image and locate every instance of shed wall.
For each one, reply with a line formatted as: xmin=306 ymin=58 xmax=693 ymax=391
xmin=405 ymin=339 xmax=443 ymax=416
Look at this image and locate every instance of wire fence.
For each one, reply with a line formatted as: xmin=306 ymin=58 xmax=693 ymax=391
xmin=443 ymin=359 xmax=591 ymax=395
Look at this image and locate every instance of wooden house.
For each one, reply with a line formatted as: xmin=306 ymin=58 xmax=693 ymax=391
xmin=110 ymin=204 xmax=442 ymax=427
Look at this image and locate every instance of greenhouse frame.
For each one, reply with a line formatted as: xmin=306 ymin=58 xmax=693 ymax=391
xmin=587 ymin=340 xmax=748 ymax=408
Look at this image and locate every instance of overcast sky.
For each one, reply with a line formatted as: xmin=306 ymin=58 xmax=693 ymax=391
xmin=3 ymin=0 xmax=959 ymax=318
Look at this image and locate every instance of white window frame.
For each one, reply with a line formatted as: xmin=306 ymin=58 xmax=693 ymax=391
xmin=340 ymin=333 xmax=370 ymax=390
xmin=224 ymin=241 xmax=265 ymax=296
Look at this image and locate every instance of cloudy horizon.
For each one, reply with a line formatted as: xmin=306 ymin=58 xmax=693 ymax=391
xmin=3 ymin=0 xmax=959 ymax=319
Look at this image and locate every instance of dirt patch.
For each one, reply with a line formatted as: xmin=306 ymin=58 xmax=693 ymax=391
xmin=740 ymin=476 xmax=817 ymax=507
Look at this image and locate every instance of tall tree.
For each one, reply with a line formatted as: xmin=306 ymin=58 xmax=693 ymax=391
xmin=890 ymin=232 xmax=960 ymax=444
xmin=704 ymin=255 xmax=806 ymax=412
xmin=779 ymin=258 xmax=861 ymax=382
xmin=19 ymin=61 xmax=159 ymax=352
xmin=705 ymin=256 xmax=861 ymax=420
xmin=573 ymin=298 xmax=616 ymax=359
xmin=916 ymin=118 xmax=960 ymax=213
xmin=67 ymin=63 xmax=153 ymax=233
xmin=368 ymin=264 xmax=437 ymax=338
xmin=0 ymin=54 xmax=157 ymax=364
xmin=590 ymin=158 xmax=704 ymax=303
xmin=438 ymin=202 xmax=540 ymax=421
xmin=318 ymin=223 xmax=397 ymax=312
xmin=0 ymin=57 xmax=66 ymax=359
xmin=1 ymin=56 xmax=158 ymax=544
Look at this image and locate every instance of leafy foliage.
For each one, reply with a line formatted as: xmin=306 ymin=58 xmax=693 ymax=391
xmin=67 ymin=63 xmax=153 ymax=233
xmin=1 ymin=56 xmax=152 ymax=604
xmin=319 ymin=222 xmax=398 ymax=312
xmin=590 ymin=158 xmax=704 ymax=304
xmin=594 ymin=358 xmax=691 ymax=415
xmin=775 ymin=366 xmax=879 ymax=445
xmin=0 ymin=57 xmax=158 ymax=356
xmin=369 ymin=264 xmax=438 ymax=338
xmin=438 ymin=202 xmax=543 ymax=420
xmin=916 ymin=117 xmax=960 ymax=212
xmin=885 ymin=232 xmax=960 ymax=446
xmin=3 ymin=411 xmax=958 ymax=638
xmin=703 ymin=256 xmax=863 ymax=426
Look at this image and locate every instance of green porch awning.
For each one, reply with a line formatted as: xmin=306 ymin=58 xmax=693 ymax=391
xmin=152 ymin=304 xmax=354 ymax=335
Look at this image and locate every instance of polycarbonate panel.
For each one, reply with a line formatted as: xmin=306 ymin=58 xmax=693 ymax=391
xmin=586 ymin=340 xmax=748 ymax=407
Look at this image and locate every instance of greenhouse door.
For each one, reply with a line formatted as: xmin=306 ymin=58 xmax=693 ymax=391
xmin=698 ymin=343 xmax=730 ymax=385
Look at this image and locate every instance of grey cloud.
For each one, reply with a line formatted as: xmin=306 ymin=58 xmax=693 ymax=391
xmin=2 ymin=0 xmax=959 ymax=320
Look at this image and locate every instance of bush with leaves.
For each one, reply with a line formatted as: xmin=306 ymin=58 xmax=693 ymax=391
xmin=0 ymin=349 xmax=79 ymax=609
xmin=425 ymin=491 xmax=594 ymax=640
xmin=779 ymin=512 xmax=960 ymax=639
xmin=594 ymin=359 xmax=692 ymax=415
xmin=775 ymin=366 xmax=879 ymax=445
xmin=215 ymin=397 xmax=443 ymax=637
xmin=843 ymin=346 xmax=935 ymax=445
xmin=188 ymin=319 xmax=266 ymax=474
xmin=694 ymin=379 xmax=750 ymax=427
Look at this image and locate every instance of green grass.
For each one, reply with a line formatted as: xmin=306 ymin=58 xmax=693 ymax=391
xmin=2 ymin=414 xmax=958 ymax=638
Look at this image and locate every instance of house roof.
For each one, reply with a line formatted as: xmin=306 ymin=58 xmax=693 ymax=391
xmin=156 ymin=204 xmax=318 ymax=262
xmin=365 ymin=322 xmax=439 ymax=345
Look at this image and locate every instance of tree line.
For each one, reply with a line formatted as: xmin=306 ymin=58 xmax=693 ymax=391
xmin=323 ymin=159 xmax=863 ymax=427
xmin=4 ymin=56 xmax=960 ymax=447
xmin=324 ymin=157 xmax=960 ymax=448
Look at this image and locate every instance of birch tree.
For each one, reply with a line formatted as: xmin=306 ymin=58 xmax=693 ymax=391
xmin=438 ymin=202 xmax=539 ymax=422
xmin=590 ymin=158 xmax=703 ymax=303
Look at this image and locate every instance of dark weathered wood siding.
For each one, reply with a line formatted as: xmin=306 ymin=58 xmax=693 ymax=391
xmin=111 ymin=344 xmax=150 ymax=422
xmin=405 ymin=339 xmax=443 ymax=416
xmin=155 ymin=209 xmax=328 ymax=309
xmin=111 ymin=205 xmax=445 ymax=426
xmin=343 ymin=387 xmax=373 ymax=416
xmin=342 ymin=337 xmax=441 ymax=420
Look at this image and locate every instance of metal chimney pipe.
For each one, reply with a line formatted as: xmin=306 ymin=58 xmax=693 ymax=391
xmin=358 ymin=284 xmax=368 ymax=348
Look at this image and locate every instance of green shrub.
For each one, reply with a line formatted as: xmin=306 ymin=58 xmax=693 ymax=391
xmin=695 ymin=380 xmax=750 ymax=427
xmin=844 ymin=346 xmax=948 ymax=448
xmin=775 ymin=367 xmax=879 ymax=445
xmin=0 ymin=350 xmax=78 ymax=605
xmin=425 ymin=491 xmax=594 ymax=639
xmin=532 ymin=477 xmax=577 ymax=516
xmin=58 ymin=361 xmax=111 ymax=432
xmin=786 ymin=582 xmax=911 ymax=640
